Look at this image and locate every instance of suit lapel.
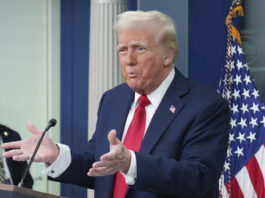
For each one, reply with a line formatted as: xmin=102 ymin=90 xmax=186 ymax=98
xmin=140 ymin=69 xmax=189 ymax=154
xmin=100 ymin=85 xmax=134 ymax=197
xmin=113 ymin=86 xmax=135 ymax=141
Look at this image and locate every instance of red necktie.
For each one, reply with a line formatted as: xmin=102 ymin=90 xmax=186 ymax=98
xmin=112 ymin=95 xmax=151 ymax=198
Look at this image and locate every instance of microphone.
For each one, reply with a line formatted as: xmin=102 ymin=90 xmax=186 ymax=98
xmin=46 ymin=118 xmax=57 ymax=130
xmin=18 ymin=119 xmax=57 ymax=187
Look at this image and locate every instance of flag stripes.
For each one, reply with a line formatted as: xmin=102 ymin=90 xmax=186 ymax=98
xmin=227 ymin=177 xmax=245 ymax=198
xmin=236 ymin=167 xmax=258 ymax=198
xmin=224 ymin=144 xmax=265 ymax=198
xmin=246 ymin=153 xmax=264 ymax=198
xmin=255 ymin=144 xmax=265 ymax=178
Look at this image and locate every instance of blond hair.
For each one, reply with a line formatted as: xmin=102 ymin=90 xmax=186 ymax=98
xmin=114 ymin=10 xmax=179 ymax=60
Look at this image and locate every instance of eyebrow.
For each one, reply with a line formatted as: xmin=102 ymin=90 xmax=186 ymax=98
xmin=117 ymin=41 xmax=148 ymax=49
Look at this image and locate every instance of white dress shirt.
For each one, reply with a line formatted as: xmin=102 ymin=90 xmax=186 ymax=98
xmin=44 ymin=68 xmax=175 ymax=185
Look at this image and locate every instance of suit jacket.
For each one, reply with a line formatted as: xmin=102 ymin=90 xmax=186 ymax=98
xmin=53 ymin=69 xmax=230 ymax=198
xmin=0 ymin=124 xmax=34 ymax=189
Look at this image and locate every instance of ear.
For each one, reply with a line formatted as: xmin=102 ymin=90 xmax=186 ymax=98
xmin=163 ymin=48 xmax=175 ymax=66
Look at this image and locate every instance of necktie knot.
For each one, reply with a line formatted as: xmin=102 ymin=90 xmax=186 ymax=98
xmin=139 ymin=95 xmax=150 ymax=107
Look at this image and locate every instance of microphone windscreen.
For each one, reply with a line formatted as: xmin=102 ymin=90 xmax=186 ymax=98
xmin=48 ymin=119 xmax=57 ymax=127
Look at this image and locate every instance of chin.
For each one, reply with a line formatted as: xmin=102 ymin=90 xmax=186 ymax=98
xmin=127 ymin=85 xmax=142 ymax=94
xmin=126 ymin=80 xmax=146 ymax=93
xmin=132 ymin=88 xmax=145 ymax=95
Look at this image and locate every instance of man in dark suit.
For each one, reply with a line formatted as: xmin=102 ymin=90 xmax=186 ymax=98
xmin=0 ymin=124 xmax=33 ymax=188
xmin=2 ymin=10 xmax=230 ymax=197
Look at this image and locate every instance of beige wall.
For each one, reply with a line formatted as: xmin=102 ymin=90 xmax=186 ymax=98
xmin=0 ymin=0 xmax=60 ymax=195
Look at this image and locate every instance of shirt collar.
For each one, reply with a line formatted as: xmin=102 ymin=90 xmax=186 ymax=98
xmin=133 ymin=68 xmax=175 ymax=108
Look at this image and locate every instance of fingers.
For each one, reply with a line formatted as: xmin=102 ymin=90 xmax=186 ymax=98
xmin=3 ymin=149 xmax=31 ymax=161
xmin=2 ymin=149 xmax=23 ymax=158
xmin=27 ymin=120 xmax=42 ymax=135
xmin=100 ymin=151 xmax=126 ymax=161
xmin=87 ymin=154 xmax=123 ymax=177
xmin=108 ymin=129 xmax=120 ymax=145
xmin=92 ymin=158 xmax=124 ymax=168
xmin=87 ymin=129 xmax=130 ymax=177
xmin=13 ymin=153 xmax=31 ymax=161
xmin=1 ymin=141 xmax=22 ymax=150
xmin=100 ymin=151 xmax=115 ymax=161
xmin=87 ymin=167 xmax=116 ymax=177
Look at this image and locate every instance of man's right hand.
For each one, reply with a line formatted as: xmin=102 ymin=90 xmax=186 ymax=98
xmin=1 ymin=120 xmax=59 ymax=164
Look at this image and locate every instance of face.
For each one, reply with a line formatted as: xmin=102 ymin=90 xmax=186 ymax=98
xmin=118 ymin=27 xmax=173 ymax=95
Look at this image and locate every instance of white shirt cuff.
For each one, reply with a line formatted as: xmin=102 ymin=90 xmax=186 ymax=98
xmin=42 ymin=143 xmax=71 ymax=178
xmin=121 ymin=150 xmax=137 ymax=185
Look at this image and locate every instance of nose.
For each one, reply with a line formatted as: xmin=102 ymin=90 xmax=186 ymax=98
xmin=126 ymin=49 xmax=136 ymax=66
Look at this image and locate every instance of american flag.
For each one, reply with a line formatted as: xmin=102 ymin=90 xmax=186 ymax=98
xmin=218 ymin=3 xmax=265 ymax=198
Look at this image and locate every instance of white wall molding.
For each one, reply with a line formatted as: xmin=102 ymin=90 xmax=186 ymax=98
xmin=46 ymin=0 xmax=61 ymax=195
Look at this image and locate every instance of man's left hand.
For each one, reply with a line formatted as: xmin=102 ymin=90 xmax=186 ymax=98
xmin=87 ymin=129 xmax=131 ymax=176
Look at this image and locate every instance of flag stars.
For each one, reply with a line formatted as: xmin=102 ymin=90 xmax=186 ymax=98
xmin=230 ymin=119 xmax=237 ymax=129
xmin=227 ymin=147 xmax=232 ymax=157
xmin=231 ymin=45 xmax=237 ymax=56
xmin=242 ymin=89 xmax=250 ymax=100
xmin=230 ymin=61 xmax=235 ymax=70
xmin=249 ymin=117 xmax=258 ymax=128
xmin=238 ymin=46 xmax=244 ymax=55
xmin=232 ymin=89 xmax=240 ymax=100
xmin=236 ymin=60 xmax=244 ymax=70
xmin=250 ymin=103 xmax=260 ymax=114
xmin=240 ymin=103 xmax=249 ymax=114
xmin=224 ymin=161 xmax=230 ymax=171
xmin=243 ymin=63 xmax=248 ymax=68
xmin=247 ymin=132 xmax=256 ymax=143
xmin=234 ymin=74 xmax=242 ymax=86
xmin=238 ymin=118 xmax=247 ymax=129
xmin=236 ymin=132 xmax=246 ymax=143
xmin=234 ymin=146 xmax=244 ymax=158
xmin=252 ymin=89 xmax=259 ymax=99
xmin=243 ymin=75 xmax=251 ymax=85
xmin=231 ymin=104 xmax=239 ymax=114
xmin=229 ymin=133 xmax=235 ymax=143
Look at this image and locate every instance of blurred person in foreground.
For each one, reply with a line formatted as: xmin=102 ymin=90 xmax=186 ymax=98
xmin=0 ymin=124 xmax=33 ymax=188
xmin=2 ymin=10 xmax=230 ymax=198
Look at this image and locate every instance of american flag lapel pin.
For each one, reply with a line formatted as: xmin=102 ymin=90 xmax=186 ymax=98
xmin=169 ymin=105 xmax=176 ymax=114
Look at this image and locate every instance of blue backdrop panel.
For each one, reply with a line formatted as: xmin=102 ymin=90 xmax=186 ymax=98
xmin=60 ymin=0 xmax=90 ymax=197
xmin=189 ymin=0 xmax=231 ymax=89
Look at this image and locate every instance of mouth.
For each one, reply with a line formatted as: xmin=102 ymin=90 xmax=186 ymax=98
xmin=127 ymin=72 xmax=138 ymax=78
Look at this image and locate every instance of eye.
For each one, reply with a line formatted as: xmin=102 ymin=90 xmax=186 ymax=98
xmin=137 ymin=46 xmax=146 ymax=52
xmin=118 ymin=48 xmax=127 ymax=54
